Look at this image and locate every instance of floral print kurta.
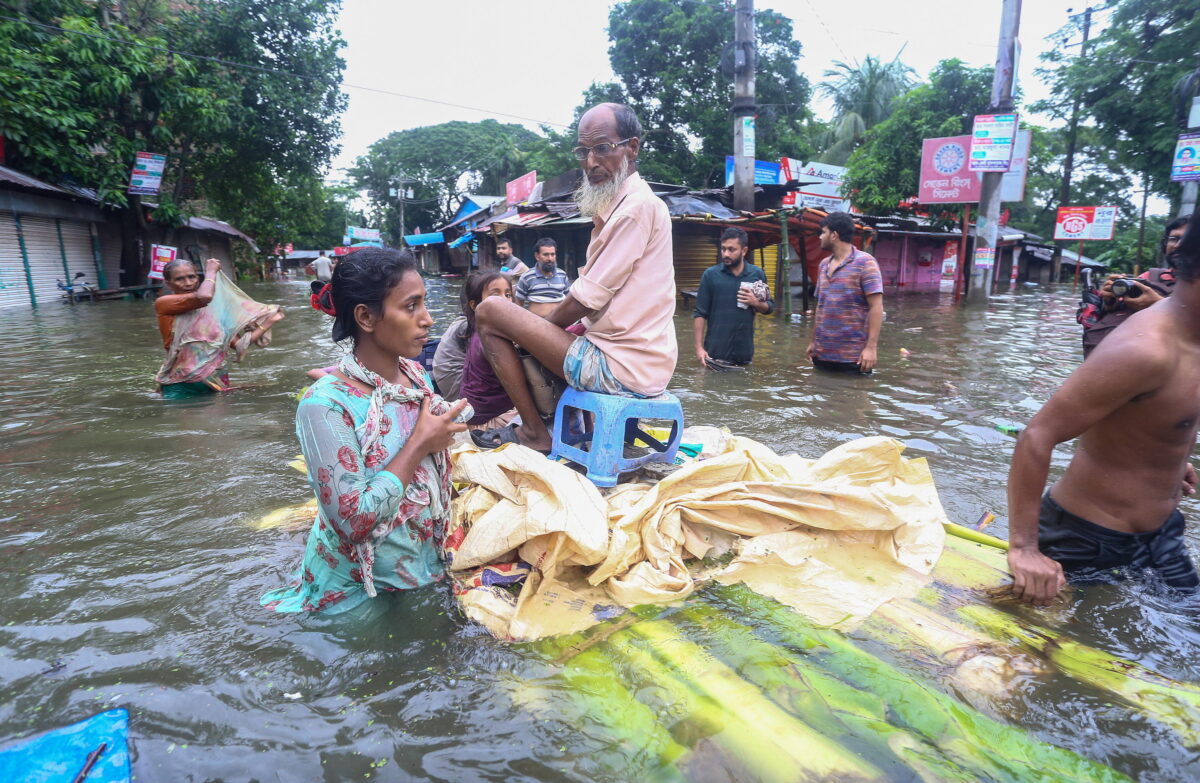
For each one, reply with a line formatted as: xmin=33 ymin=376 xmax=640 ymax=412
xmin=261 ymin=369 xmax=449 ymax=614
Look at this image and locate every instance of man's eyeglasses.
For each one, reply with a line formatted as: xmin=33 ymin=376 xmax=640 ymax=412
xmin=1167 ymin=234 xmax=1185 ymax=245
xmin=572 ymin=138 xmax=635 ymax=162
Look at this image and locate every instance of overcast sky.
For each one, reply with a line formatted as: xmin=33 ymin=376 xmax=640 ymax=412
xmin=330 ymin=0 xmax=1101 ymax=178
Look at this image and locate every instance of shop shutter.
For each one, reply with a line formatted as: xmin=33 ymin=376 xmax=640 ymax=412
xmin=19 ymin=215 xmax=68 ymax=305
xmin=57 ymin=219 xmax=99 ymax=286
xmin=753 ymin=243 xmax=779 ymax=300
xmin=0 ymin=211 xmax=32 ymax=309
xmin=99 ymin=222 xmax=124 ymax=287
xmin=673 ymin=226 xmax=721 ymax=296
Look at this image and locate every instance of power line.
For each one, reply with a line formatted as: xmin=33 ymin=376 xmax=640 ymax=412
xmin=0 ymin=13 xmax=571 ymax=129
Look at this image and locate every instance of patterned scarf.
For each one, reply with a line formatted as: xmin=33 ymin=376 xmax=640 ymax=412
xmin=336 ymin=352 xmax=469 ymax=596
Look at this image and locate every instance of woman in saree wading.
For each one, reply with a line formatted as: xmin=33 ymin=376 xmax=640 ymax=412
xmin=262 ymin=248 xmax=469 ymax=615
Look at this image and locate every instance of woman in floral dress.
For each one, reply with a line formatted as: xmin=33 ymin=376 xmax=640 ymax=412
xmin=262 ymin=248 xmax=469 ymax=615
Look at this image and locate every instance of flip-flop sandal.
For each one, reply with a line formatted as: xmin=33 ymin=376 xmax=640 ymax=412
xmin=470 ymin=423 xmax=553 ymax=455
xmin=470 ymin=423 xmax=520 ymax=450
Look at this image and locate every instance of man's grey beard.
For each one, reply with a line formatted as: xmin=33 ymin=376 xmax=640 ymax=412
xmin=574 ymin=157 xmax=631 ymax=218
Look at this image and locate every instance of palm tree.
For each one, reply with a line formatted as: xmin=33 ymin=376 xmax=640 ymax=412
xmin=816 ymin=55 xmax=916 ymax=165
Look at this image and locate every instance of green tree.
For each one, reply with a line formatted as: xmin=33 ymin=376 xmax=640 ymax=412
xmin=841 ymin=60 xmax=994 ymax=216
xmin=1035 ymin=0 xmax=1200 ymax=206
xmin=1092 ymin=214 xmax=1170 ymax=272
xmin=1006 ymin=125 xmax=1135 ymax=240
xmin=598 ymin=0 xmax=814 ymax=186
xmin=816 ymin=55 xmax=916 ymax=165
xmin=349 ymin=120 xmax=572 ymax=242
xmin=0 ymin=0 xmax=345 ymax=281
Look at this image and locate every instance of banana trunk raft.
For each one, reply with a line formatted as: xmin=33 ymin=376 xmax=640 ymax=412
xmin=259 ymin=431 xmax=1200 ymax=781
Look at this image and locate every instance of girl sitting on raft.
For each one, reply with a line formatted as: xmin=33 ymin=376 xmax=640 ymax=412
xmin=262 ymin=248 xmax=469 ymax=615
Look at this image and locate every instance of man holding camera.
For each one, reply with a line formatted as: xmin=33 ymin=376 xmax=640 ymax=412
xmin=1007 ymin=216 xmax=1200 ymax=604
xmin=1078 ymin=216 xmax=1190 ymax=357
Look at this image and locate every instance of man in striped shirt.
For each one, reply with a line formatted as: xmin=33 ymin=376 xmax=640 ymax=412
xmin=515 ymin=238 xmax=571 ymax=317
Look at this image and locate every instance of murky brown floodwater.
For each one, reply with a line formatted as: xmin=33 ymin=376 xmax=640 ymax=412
xmin=1 ymin=278 xmax=1197 ymax=781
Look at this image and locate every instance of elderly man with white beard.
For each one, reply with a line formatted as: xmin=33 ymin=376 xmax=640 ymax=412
xmin=472 ymin=103 xmax=678 ymax=451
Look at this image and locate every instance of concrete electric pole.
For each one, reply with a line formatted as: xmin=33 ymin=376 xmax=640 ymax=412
xmin=732 ymin=0 xmax=756 ymax=213
xmin=967 ymin=0 xmax=1022 ymax=304
xmin=1054 ymin=6 xmax=1093 ymax=280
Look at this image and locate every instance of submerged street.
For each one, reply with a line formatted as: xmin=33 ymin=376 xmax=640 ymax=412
xmin=2 ymin=280 xmax=1199 ymax=780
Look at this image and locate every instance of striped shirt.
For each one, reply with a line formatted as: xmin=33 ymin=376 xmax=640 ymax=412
xmin=813 ymin=248 xmax=883 ymax=363
xmin=515 ymin=266 xmax=571 ymax=303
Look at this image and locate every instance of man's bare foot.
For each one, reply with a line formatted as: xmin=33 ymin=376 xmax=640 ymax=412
xmin=514 ymin=423 xmax=552 ymax=452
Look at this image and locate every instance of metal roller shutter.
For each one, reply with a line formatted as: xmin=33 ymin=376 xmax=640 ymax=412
xmin=0 ymin=211 xmax=32 ymax=309
xmin=673 ymin=227 xmax=721 ymax=296
xmin=19 ymin=215 xmax=67 ymax=305
xmin=753 ymin=243 xmax=779 ymax=300
xmin=57 ymin=219 xmax=99 ymax=286
xmin=100 ymin=222 xmax=124 ymax=288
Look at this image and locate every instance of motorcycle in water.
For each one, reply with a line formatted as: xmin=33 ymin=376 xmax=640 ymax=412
xmin=56 ymin=272 xmax=97 ymax=303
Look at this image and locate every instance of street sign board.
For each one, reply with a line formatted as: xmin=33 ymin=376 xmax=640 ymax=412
xmin=148 ymin=244 xmax=177 ymax=280
xmin=920 ymin=131 xmax=1031 ymax=205
xmin=741 ymin=116 xmax=756 ymax=158
xmin=345 ymin=226 xmax=381 ymax=242
xmin=968 ymin=113 xmax=1018 ymax=172
xmin=919 ymin=136 xmax=979 ymax=204
xmin=1170 ymin=132 xmax=1200 ymax=182
xmin=999 ymin=129 xmax=1031 ymax=202
xmin=506 ymin=170 xmax=537 ymax=205
xmin=1053 ymin=206 xmax=1118 ymax=241
xmin=779 ymin=158 xmax=851 ymax=211
xmin=724 ymin=156 xmax=781 ymax=186
xmin=128 ymin=152 xmax=167 ymax=195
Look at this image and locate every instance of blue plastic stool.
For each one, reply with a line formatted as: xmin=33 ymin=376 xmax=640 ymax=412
xmin=549 ymin=388 xmax=684 ymax=487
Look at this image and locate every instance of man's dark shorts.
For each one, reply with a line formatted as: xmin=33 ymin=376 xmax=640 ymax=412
xmin=1039 ymin=492 xmax=1199 ymax=589
xmin=813 ymin=357 xmax=872 ymax=375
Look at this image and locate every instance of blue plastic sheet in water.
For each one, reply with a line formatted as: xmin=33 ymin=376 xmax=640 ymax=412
xmin=0 ymin=708 xmax=130 ymax=783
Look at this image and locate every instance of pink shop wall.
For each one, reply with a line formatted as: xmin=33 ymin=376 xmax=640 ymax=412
xmin=871 ymin=235 xmax=948 ymax=292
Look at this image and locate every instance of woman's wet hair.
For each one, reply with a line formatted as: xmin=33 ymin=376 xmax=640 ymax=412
xmin=328 ymin=247 xmax=418 ymax=343
xmin=461 ymin=271 xmax=507 ymax=339
xmin=162 ymin=258 xmax=195 ymax=281
xmin=1170 ymin=217 xmax=1200 ymax=282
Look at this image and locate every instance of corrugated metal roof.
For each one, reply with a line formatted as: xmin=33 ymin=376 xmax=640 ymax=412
xmin=0 ymin=165 xmax=71 ymax=196
xmin=186 ymin=215 xmax=259 ymax=252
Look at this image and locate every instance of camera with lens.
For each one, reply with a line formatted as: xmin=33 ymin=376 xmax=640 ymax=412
xmin=1109 ymin=277 xmax=1145 ymax=298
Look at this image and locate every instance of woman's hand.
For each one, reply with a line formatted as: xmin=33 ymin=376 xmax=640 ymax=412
xmin=409 ymin=397 xmax=469 ymax=456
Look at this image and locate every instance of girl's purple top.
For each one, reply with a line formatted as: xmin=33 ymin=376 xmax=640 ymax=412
xmin=461 ymin=332 xmax=514 ymax=425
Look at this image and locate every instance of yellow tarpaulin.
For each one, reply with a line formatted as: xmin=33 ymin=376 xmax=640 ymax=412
xmin=445 ymin=434 xmax=947 ymax=641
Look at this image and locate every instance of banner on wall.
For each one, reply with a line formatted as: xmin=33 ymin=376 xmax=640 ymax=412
xmin=940 ymin=241 xmax=959 ymax=293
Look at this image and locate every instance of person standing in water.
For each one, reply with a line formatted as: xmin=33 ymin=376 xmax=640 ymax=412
xmin=1007 ymin=218 xmax=1200 ymax=604
xmin=262 ymin=248 xmax=469 ymax=615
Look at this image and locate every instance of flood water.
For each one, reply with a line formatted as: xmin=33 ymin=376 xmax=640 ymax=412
xmin=2 ymin=278 xmax=1197 ymax=781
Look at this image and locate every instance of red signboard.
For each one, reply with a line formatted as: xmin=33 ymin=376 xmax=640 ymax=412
xmin=1053 ymin=206 xmax=1118 ymax=241
xmin=333 ymin=246 xmax=353 ymax=256
xmin=505 ymin=170 xmax=537 ymax=206
xmin=918 ymin=136 xmax=980 ymax=204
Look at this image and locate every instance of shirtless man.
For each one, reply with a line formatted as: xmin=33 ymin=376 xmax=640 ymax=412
xmin=473 ymin=102 xmax=676 ymax=451
xmin=1007 ymin=218 xmax=1200 ymax=604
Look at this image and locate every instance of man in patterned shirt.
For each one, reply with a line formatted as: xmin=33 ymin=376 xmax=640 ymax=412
xmin=806 ymin=211 xmax=883 ymax=374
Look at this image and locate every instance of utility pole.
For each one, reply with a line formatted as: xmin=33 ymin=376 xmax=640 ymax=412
xmin=732 ymin=0 xmax=756 ymax=213
xmin=391 ymin=175 xmax=413 ymax=247
xmin=1055 ymin=5 xmax=1092 ymax=280
xmin=967 ymin=0 xmax=1021 ymax=304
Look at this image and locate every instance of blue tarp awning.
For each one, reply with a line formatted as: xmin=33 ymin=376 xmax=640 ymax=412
xmin=448 ymin=233 xmax=474 ymax=249
xmin=405 ymin=232 xmax=445 ymax=246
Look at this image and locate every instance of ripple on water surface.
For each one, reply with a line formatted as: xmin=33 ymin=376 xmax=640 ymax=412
xmin=0 ymin=281 xmax=1197 ymax=780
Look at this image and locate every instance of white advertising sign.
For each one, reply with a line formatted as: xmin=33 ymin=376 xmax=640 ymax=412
xmin=779 ymin=158 xmax=851 ymax=211
xmin=969 ymin=113 xmax=1019 ymax=172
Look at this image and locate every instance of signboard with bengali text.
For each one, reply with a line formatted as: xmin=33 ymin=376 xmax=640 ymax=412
xmin=1170 ymin=132 xmax=1200 ymax=182
xmin=969 ymin=113 xmax=1018 ymax=172
xmin=505 ymin=170 xmax=537 ymax=205
xmin=128 ymin=152 xmax=167 ymax=196
xmin=148 ymin=244 xmax=177 ymax=280
xmin=1054 ymin=206 xmax=1118 ymax=241
xmin=779 ymin=158 xmax=851 ymax=211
